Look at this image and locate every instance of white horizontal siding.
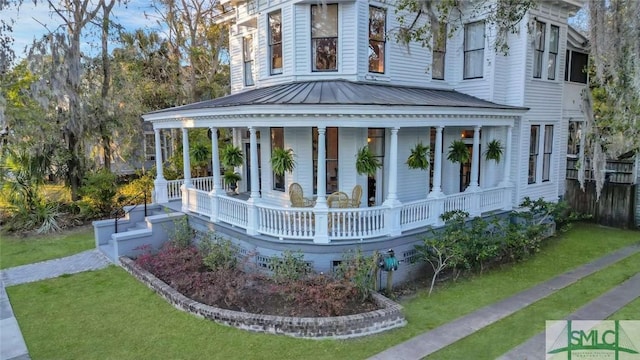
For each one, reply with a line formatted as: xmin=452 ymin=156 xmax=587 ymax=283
xmin=339 ymin=2 xmax=358 ymax=75
xmin=294 ymin=4 xmax=309 ymax=74
xmin=397 ymin=128 xmax=431 ymax=202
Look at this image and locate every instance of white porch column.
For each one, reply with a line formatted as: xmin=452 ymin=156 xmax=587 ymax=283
xmin=209 ymin=127 xmax=223 ymax=223
xmin=246 ymin=127 xmax=259 ymax=235
xmin=467 ymin=125 xmax=481 ymax=192
xmin=428 ymin=126 xmax=444 ymax=198
xmin=153 ymin=128 xmax=168 ymax=204
xmin=314 ymin=126 xmax=329 ymax=244
xmin=499 ymin=124 xmax=514 ymax=210
xmin=383 ymin=127 xmax=401 ymax=236
xmin=181 ymin=128 xmax=191 ymax=212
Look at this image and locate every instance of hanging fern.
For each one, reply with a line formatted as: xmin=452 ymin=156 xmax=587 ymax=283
xmin=406 ymin=142 xmax=430 ymax=170
xmin=220 ymin=144 xmax=244 ymax=169
xmin=484 ymin=139 xmax=504 ymax=163
xmin=270 ymin=147 xmax=296 ymax=176
xmin=355 ymin=146 xmax=382 ymax=176
xmin=447 ymin=140 xmax=470 ymax=164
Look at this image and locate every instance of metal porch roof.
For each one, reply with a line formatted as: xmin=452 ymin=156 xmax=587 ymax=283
xmin=146 ymin=79 xmax=527 ymax=115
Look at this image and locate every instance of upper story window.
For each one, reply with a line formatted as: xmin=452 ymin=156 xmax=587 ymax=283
xmin=268 ymin=11 xmax=283 ymax=75
xmin=463 ymin=21 xmax=484 ymax=79
xmin=311 ymin=4 xmax=338 ymax=72
xmin=243 ymin=36 xmax=255 ymax=86
xmin=533 ymin=21 xmax=545 ymax=78
xmin=565 ymin=50 xmax=588 ymax=84
xmin=368 ymin=6 xmax=386 ymax=73
xmin=547 ymin=25 xmax=559 ymax=80
xmin=534 ymin=21 xmax=560 ymax=80
xmin=432 ymin=22 xmax=446 ymax=80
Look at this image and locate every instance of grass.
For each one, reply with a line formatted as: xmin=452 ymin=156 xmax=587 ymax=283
xmin=425 ymin=252 xmax=640 ymax=359
xmin=5 ymin=222 xmax=640 ymax=359
xmin=609 ymin=297 xmax=640 ymax=320
xmin=0 ymin=225 xmax=94 ymax=269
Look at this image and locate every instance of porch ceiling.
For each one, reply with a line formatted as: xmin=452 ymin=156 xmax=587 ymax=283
xmin=144 ymin=79 xmax=528 ymax=120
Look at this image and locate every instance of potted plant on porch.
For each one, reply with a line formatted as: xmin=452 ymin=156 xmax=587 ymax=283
xmin=447 ymin=140 xmax=471 ymax=164
xmin=270 ymin=147 xmax=296 ymax=176
xmin=406 ymin=142 xmax=431 ymax=170
xmin=484 ymin=139 xmax=504 ymax=163
xmin=355 ymin=146 xmax=382 ymax=176
xmin=220 ymin=144 xmax=244 ymax=193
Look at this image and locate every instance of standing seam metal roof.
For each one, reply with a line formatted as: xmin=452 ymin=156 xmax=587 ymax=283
xmin=147 ymin=79 xmax=527 ymax=115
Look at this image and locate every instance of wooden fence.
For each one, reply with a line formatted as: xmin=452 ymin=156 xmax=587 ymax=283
xmin=566 ymin=158 xmax=635 ymax=184
xmin=564 ymin=179 xmax=637 ymax=229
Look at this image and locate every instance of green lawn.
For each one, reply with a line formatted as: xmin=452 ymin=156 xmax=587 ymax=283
xmin=6 ymin=223 xmax=640 ymax=359
xmin=425 ymin=252 xmax=640 ymax=359
xmin=0 ymin=225 xmax=95 ymax=269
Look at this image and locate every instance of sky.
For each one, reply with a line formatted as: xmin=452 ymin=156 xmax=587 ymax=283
xmin=1 ymin=0 xmax=162 ymax=60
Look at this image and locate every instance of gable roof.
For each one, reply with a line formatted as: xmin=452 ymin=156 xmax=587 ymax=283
xmin=146 ymin=79 xmax=527 ymax=116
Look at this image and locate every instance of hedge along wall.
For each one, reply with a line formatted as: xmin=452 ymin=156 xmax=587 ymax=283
xmin=120 ymin=257 xmax=407 ymax=339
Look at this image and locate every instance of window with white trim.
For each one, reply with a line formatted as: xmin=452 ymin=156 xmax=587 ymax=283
xmin=311 ymin=4 xmax=338 ymax=72
xmin=368 ymin=6 xmax=386 ymax=73
xmin=432 ymin=22 xmax=446 ymax=80
xmin=243 ymin=36 xmax=254 ymax=86
xmin=548 ymin=25 xmax=559 ymax=80
xmin=533 ymin=21 xmax=545 ymax=79
xmin=268 ymin=11 xmax=282 ymax=75
xmin=542 ymin=125 xmax=553 ymax=181
xmin=533 ymin=21 xmax=560 ymax=80
xmin=564 ymin=50 xmax=588 ymax=83
xmin=144 ymin=133 xmax=155 ymax=161
xmin=312 ymin=127 xmax=339 ymax=194
xmin=463 ymin=21 xmax=484 ymax=79
xmin=529 ymin=124 xmax=554 ymax=184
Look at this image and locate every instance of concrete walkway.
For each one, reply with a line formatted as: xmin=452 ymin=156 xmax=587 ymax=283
xmin=369 ymin=244 xmax=640 ymax=360
xmin=0 ymin=250 xmax=112 ymax=360
xmin=499 ymin=272 xmax=640 ymax=359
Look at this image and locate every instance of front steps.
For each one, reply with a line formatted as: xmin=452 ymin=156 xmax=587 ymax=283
xmin=93 ymin=203 xmax=185 ymax=263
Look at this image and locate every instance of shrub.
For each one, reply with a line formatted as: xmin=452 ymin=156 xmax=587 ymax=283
xmin=198 ymin=233 xmax=238 ymax=271
xmin=116 ymin=172 xmax=154 ymax=206
xmin=334 ymin=248 xmax=379 ymax=301
xmin=288 ymin=275 xmax=361 ymax=317
xmin=269 ymin=250 xmax=310 ymax=283
xmin=78 ymin=169 xmax=118 ymax=218
xmin=168 ymin=216 xmax=194 ymax=248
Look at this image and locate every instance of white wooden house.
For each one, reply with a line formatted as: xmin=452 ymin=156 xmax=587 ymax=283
xmin=97 ymin=0 xmax=585 ymax=276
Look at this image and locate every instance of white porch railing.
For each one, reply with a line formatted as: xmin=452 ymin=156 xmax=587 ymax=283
xmin=167 ymin=179 xmax=183 ymax=200
xmin=164 ymin=178 xmax=512 ymax=243
xmin=328 ymin=207 xmax=386 ymax=240
xmin=257 ymin=205 xmax=315 ymax=241
xmin=218 ymin=195 xmax=248 ymax=228
xmin=186 ymin=188 xmax=212 ymax=216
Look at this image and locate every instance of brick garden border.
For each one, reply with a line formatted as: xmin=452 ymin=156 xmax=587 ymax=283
xmin=120 ymin=257 xmax=407 ymax=339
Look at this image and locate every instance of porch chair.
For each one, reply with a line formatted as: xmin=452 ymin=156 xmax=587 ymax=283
xmin=289 ymin=183 xmax=314 ymax=208
xmin=350 ymin=185 xmax=362 ymax=208
xmin=327 ymin=191 xmax=350 ymax=208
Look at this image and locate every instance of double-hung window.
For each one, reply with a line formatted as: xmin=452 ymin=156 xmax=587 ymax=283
xmin=463 ymin=21 xmax=484 ymax=79
xmin=311 ymin=4 xmax=338 ymax=72
xmin=542 ymin=125 xmax=553 ymax=181
xmin=268 ymin=11 xmax=283 ymax=75
xmin=432 ymin=22 xmax=446 ymax=80
xmin=534 ymin=21 xmax=560 ymax=80
xmin=547 ymin=25 xmax=559 ymax=80
xmin=243 ymin=36 xmax=254 ymax=86
xmin=528 ymin=124 xmax=554 ymax=184
xmin=368 ymin=6 xmax=386 ymax=73
xmin=533 ymin=21 xmax=545 ymax=79
xmin=528 ymin=125 xmax=540 ymax=184
xmin=312 ymin=127 xmax=339 ymax=194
